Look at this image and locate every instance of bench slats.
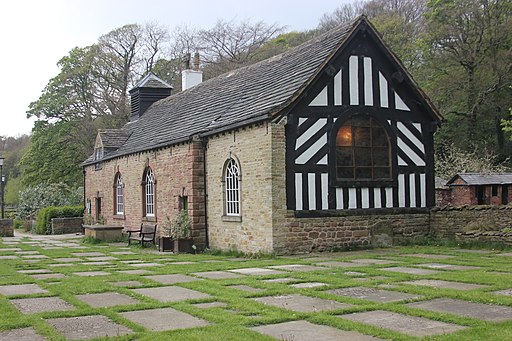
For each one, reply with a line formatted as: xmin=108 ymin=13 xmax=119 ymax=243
xmin=127 ymin=224 xmax=157 ymax=246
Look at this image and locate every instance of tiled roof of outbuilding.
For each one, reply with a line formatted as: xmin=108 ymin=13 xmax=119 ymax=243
xmin=447 ymin=173 xmax=512 ymax=186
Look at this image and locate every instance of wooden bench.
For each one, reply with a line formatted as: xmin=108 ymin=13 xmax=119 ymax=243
xmin=126 ymin=224 xmax=157 ymax=246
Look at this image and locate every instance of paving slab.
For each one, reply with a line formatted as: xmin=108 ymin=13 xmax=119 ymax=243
xmin=191 ymin=270 xmax=244 ymax=279
xmin=252 ymin=320 xmax=382 ymax=341
xmin=315 ymin=261 xmax=362 ymax=268
xmin=416 ymin=263 xmax=482 ymax=271
xmin=402 ymin=253 xmax=455 ymax=259
xmin=73 ymin=271 xmax=111 ymax=277
xmin=0 ymin=255 xmax=18 ymax=259
xmin=291 ymin=282 xmax=328 ymax=289
xmin=48 ymin=263 xmax=75 ymax=267
xmin=229 ymin=267 xmax=287 ymax=276
xmin=71 ymin=252 xmax=106 ymax=257
xmin=380 ymin=266 xmax=441 ymax=275
xmin=0 ymin=283 xmax=49 ymax=296
xmin=0 ymin=247 xmax=22 ymax=251
xmin=498 ymin=252 xmax=512 ymax=257
xmin=494 ymin=289 xmax=512 ymax=296
xmin=253 ymin=294 xmax=353 ymax=312
xmin=263 ymin=277 xmax=296 ymax=283
xmin=339 ymin=310 xmax=466 ymax=337
xmin=30 ymin=273 xmax=67 ymax=280
xmin=407 ymin=298 xmax=512 ymax=321
xmin=456 ymin=249 xmax=491 ymax=254
xmin=132 ymin=286 xmax=211 ymax=302
xmin=350 ymin=259 xmax=396 ymax=265
xmin=117 ymin=269 xmax=152 ymax=275
xmin=128 ymin=262 xmax=163 ymax=267
xmin=46 ymin=315 xmax=132 ymax=339
xmin=17 ymin=269 xmax=51 ymax=274
xmin=53 ymin=257 xmax=82 ymax=263
xmin=172 ymin=261 xmax=198 ymax=265
xmin=402 ymin=279 xmax=489 ymax=291
xmin=327 ymin=286 xmax=421 ymax=303
xmin=120 ymin=260 xmax=144 ymax=263
xmin=344 ymin=271 xmax=366 ymax=276
xmin=145 ymin=274 xmax=201 ymax=284
xmin=194 ymin=301 xmax=228 ymax=308
xmin=10 ymin=296 xmax=75 ymax=314
xmin=81 ymin=261 xmax=112 ymax=266
xmin=16 ymin=251 xmax=40 ymax=255
xmin=85 ymin=256 xmax=117 ymax=261
xmin=76 ymin=292 xmax=140 ymax=307
xmin=110 ymin=280 xmax=144 ymax=287
xmin=268 ymin=264 xmax=327 ymax=272
xmin=121 ymin=307 xmax=210 ymax=331
xmin=110 ymin=251 xmax=136 ymax=255
xmin=228 ymin=285 xmax=264 ymax=293
xmin=0 ymin=327 xmax=47 ymax=341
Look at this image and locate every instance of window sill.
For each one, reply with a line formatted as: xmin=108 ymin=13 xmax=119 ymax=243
xmin=222 ymin=215 xmax=242 ymax=222
xmin=113 ymin=214 xmax=125 ymax=220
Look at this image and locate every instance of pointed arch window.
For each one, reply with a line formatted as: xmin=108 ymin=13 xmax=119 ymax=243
xmin=335 ymin=115 xmax=392 ymax=183
xmin=143 ymin=167 xmax=155 ymax=217
xmin=114 ymin=173 xmax=124 ymax=215
xmin=224 ymin=158 xmax=240 ymax=216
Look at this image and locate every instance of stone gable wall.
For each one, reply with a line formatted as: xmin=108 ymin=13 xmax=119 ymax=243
xmin=205 ymin=123 xmax=274 ymax=254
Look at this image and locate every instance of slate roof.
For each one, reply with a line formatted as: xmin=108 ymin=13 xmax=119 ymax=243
xmin=98 ymin=129 xmax=131 ymax=149
xmin=447 ymin=173 xmax=512 ymax=186
xmin=84 ymin=16 xmax=441 ymax=166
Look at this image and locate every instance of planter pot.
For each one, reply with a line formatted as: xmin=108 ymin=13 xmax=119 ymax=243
xmin=173 ymin=238 xmax=194 ymax=253
xmin=158 ymin=236 xmax=174 ymax=252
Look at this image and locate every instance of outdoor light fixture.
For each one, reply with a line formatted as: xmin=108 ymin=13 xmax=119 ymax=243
xmin=0 ymin=156 xmax=4 ymax=219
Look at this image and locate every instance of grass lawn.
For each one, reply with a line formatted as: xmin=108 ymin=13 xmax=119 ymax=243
xmin=1 ymin=234 xmax=512 ymax=340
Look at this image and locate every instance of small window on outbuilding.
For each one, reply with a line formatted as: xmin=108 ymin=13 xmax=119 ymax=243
xmin=335 ymin=115 xmax=391 ymax=183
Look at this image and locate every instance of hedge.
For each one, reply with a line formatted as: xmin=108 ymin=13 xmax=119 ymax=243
xmin=35 ymin=206 xmax=83 ymax=235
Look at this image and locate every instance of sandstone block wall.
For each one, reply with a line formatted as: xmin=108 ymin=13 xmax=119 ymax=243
xmin=0 ymin=219 xmax=13 ymax=237
xmin=51 ymin=217 xmax=83 ymax=234
xmin=205 ymin=123 xmax=274 ymax=254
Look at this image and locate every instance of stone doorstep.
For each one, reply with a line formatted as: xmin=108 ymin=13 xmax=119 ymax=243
xmin=339 ymin=310 xmax=466 ymax=337
xmin=252 ymin=320 xmax=383 ymax=341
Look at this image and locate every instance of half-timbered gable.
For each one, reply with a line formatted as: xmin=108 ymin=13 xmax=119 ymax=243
xmin=286 ymin=18 xmax=441 ymax=213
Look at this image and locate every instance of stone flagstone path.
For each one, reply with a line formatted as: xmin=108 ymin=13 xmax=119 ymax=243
xmin=1 ymin=230 xmax=512 ymax=340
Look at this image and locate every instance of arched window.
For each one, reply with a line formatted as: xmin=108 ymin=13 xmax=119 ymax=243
xmin=143 ymin=167 xmax=155 ymax=217
xmin=224 ymin=158 xmax=240 ymax=216
xmin=114 ymin=173 xmax=124 ymax=215
xmin=335 ymin=115 xmax=391 ymax=182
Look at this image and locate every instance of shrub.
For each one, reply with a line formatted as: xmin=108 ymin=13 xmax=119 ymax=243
xmin=17 ymin=182 xmax=82 ymax=220
xmin=35 ymin=205 xmax=83 ymax=235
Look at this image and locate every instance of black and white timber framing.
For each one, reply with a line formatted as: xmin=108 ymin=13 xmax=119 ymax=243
xmin=286 ymin=22 xmax=440 ymax=213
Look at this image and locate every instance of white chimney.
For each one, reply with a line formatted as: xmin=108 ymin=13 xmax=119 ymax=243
xmin=182 ymin=51 xmax=203 ymax=90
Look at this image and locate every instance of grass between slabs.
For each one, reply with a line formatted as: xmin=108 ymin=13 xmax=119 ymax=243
xmin=0 ymin=236 xmax=512 ymax=340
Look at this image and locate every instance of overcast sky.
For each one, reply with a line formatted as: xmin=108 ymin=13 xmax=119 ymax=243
xmin=0 ymin=0 xmax=351 ymax=137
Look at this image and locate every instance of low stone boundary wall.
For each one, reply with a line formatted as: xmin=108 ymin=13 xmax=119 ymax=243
xmin=0 ymin=219 xmax=14 ymax=237
xmin=430 ymin=205 xmax=512 ymax=239
xmin=51 ymin=217 xmax=83 ymax=234
xmin=275 ymin=205 xmax=512 ymax=254
xmin=456 ymin=230 xmax=512 ymax=246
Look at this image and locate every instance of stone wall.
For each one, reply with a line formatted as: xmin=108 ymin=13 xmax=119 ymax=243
xmin=456 ymin=230 xmax=512 ymax=246
xmin=274 ymin=209 xmax=431 ymax=254
xmin=51 ymin=217 xmax=83 ymax=235
xmin=430 ymin=205 xmax=512 ymax=239
xmin=84 ymin=140 xmax=207 ymax=249
xmin=205 ymin=123 xmax=274 ymax=254
xmin=0 ymin=219 xmax=13 ymax=237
